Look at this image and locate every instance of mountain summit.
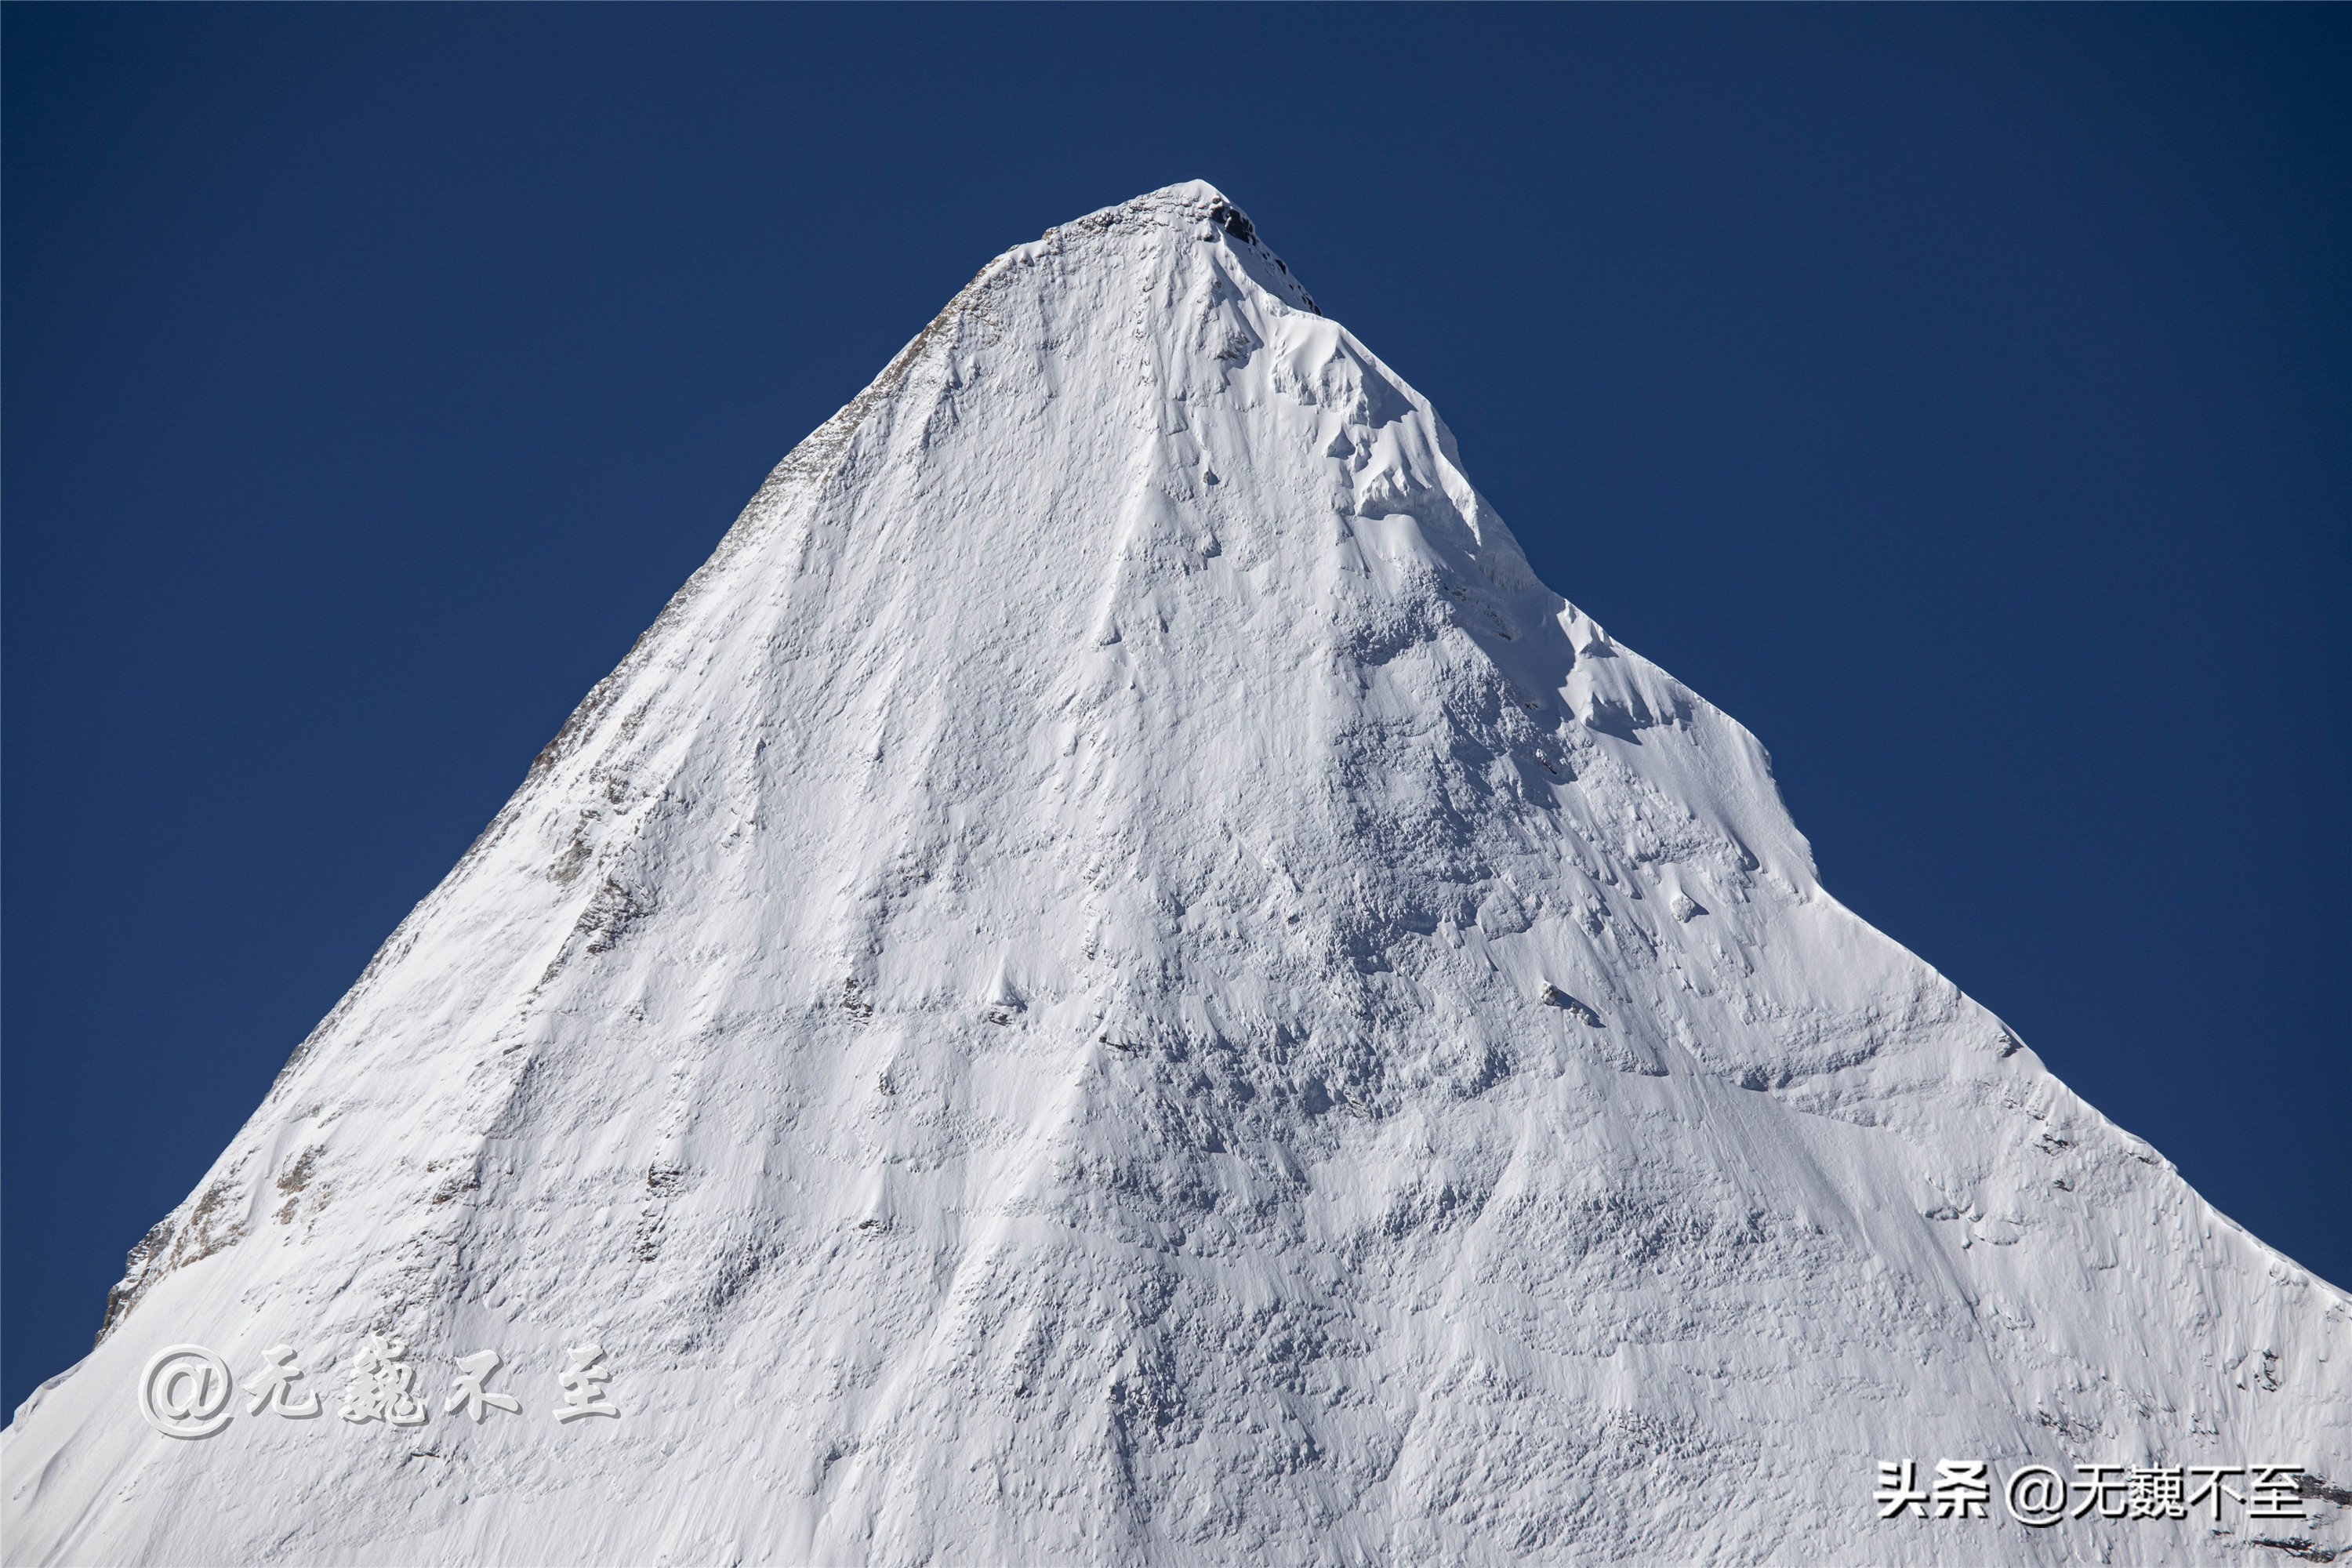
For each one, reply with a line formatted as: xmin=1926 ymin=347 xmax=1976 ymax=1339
xmin=7 ymin=181 xmax=2344 ymax=1566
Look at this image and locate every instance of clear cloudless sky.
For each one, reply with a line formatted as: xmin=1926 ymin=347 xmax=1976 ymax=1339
xmin=5 ymin=5 xmax=2346 ymax=1412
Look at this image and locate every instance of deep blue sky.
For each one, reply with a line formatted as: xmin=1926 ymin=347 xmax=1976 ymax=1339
xmin=5 ymin=6 xmax=2345 ymax=1414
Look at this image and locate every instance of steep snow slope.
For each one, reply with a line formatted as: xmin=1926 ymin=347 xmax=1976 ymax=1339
xmin=6 ymin=182 xmax=2345 ymax=1566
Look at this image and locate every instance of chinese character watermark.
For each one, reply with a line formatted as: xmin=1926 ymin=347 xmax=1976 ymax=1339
xmin=444 ymin=1350 xmax=521 ymax=1422
xmin=138 ymin=1334 xmax=621 ymax=1439
xmin=554 ymin=1343 xmax=619 ymax=1421
xmin=1875 ymin=1460 xmax=1929 ymax=1519
xmin=1882 ymin=1459 xmax=2311 ymax=1529
xmin=339 ymin=1334 xmax=427 ymax=1426
xmin=1932 ymin=1460 xmax=1990 ymax=1519
xmin=2127 ymin=1467 xmax=2187 ymax=1520
xmin=241 ymin=1345 xmax=320 ymax=1418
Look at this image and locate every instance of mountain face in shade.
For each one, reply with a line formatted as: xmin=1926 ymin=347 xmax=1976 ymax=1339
xmin=6 ymin=182 xmax=2345 ymax=1567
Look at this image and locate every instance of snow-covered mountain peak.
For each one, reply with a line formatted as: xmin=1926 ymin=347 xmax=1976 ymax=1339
xmin=990 ymin=178 xmax=1321 ymax=328
xmin=1027 ymin=179 xmax=1305 ymax=285
xmin=5 ymin=187 xmax=2344 ymax=1567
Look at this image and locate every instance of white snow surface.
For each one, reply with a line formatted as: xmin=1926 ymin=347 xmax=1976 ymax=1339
xmin=7 ymin=180 xmax=2346 ymax=1566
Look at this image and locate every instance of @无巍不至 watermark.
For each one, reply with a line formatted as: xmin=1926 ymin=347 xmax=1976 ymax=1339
xmin=1875 ymin=1457 xmax=2316 ymax=1527
xmin=137 ymin=1335 xmax=619 ymax=1439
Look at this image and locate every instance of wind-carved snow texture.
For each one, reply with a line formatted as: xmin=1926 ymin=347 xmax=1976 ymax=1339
xmin=5 ymin=183 xmax=2346 ymax=1566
